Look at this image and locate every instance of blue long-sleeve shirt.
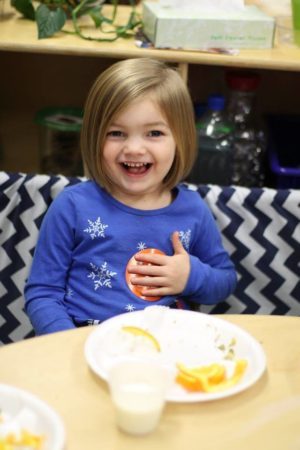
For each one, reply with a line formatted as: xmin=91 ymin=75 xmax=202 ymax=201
xmin=25 ymin=181 xmax=237 ymax=334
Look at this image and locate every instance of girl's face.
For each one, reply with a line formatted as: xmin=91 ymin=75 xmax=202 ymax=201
xmin=102 ymin=97 xmax=176 ymax=208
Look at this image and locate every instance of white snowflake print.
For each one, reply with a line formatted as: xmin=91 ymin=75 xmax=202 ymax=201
xmin=179 ymin=229 xmax=191 ymax=250
xmin=137 ymin=242 xmax=147 ymax=251
xmin=66 ymin=288 xmax=73 ymax=297
xmin=125 ymin=304 xmax=136 ymax=312
xmin=84 ymin=217 xmax=108 ymax=240
xmin=88 ymin=262 xmax=117 ymax=290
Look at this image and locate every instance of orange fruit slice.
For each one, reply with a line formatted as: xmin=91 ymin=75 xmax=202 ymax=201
xmin=122 ymin=325 xmax=161 ymax=352
xmin=125 ymin=248 xmax=165 ymax=301
xmin=176 ymin=360 xmax=247 ymax=393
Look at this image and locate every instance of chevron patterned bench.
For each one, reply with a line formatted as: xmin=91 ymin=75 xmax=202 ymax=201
xmin=0 ymin=172 xmax=299 ymax=345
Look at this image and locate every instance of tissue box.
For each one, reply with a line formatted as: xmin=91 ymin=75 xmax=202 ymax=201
xmin=142 ymin=2 xmax=275 ymax=49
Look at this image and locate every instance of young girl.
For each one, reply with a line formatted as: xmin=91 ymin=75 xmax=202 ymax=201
xmin=25 ymin=58 xmax=237 ymax=335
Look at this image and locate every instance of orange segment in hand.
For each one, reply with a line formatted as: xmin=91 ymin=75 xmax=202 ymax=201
xmin=125 ymin=248 xmax=165 ymax=301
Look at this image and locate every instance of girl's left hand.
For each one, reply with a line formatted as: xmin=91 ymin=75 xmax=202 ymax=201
xmin=127 ymin=232 xmax=190 ymax=297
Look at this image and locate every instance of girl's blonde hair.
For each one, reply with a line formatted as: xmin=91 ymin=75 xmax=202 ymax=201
xmin=81 ymin=58 xmax=197 ymax=191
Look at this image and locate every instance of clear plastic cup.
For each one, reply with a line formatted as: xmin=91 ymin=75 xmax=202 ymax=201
xmin=107 ymin=359 xmax=168 ymax=436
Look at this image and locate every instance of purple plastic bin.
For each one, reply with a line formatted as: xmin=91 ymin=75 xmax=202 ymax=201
xmin=267 ymin=115 xmax=300 ymax=189
xmin=270 ymin=149 xmax=300 ymax=189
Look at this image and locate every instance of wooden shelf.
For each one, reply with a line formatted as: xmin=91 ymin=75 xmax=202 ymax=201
xmin=1 ymin=1 xmax=299 ymax=176
xmin=1 ymin=3 xmax=300 ymax=72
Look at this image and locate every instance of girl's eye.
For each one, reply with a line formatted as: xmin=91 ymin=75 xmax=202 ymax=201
xmin=107 ymin=130 xmax=124 ymax=137
xmin=148 ymin=130 xmax=163 ymax=137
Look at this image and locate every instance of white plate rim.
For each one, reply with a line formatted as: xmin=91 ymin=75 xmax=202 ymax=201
xmin=0 ymin=383 xmax=66 ymax=450
xmin=84 ymin=309 xmax=267 ymax=403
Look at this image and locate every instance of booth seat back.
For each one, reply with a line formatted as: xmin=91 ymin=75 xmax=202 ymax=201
xmin=0 ymin=172 xmax=299 ymax=345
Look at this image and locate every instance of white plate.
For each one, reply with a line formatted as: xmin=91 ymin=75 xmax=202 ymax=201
xmin=85 ymin=307 xmax=266 ymax=402
xmin=0 ymin=384 xmax=65 ymax=450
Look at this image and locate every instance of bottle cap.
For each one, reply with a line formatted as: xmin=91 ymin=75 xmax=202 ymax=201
xmin=35 ymin=107 xmax=83 ymax=132
xmin=225 ymin=71 xmax=260 ymax=91
xmin=207 ymin=95 xmax=225 ymax=111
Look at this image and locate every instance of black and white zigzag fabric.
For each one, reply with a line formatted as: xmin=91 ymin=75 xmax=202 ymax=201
xmin=192 ymin=184 xmax=300 ymax=316
xmin=0 ymin=172 xmax=299 ymax=345
xmin=0 ymin=172 xmax=83 ymax=344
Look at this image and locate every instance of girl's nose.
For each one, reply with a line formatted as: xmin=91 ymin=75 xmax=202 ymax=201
xmin=123 ymin=136 xmax=146 ymax=154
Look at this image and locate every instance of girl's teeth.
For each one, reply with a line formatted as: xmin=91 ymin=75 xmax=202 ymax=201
xmin=123 ymin=162 xmax=147 ymax=167
xmin=122 ymin=162 xmax=150 ymax=174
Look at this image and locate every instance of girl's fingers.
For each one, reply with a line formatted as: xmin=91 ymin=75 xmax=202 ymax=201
xmin=130 ymin=275 xmax=166 ymax=287
xmin=171 ymin=231 xmax=186 ymax=254
xmin=127 ymin=264 xmax=164 ymax=276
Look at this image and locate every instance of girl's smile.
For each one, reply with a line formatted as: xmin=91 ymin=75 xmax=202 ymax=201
xmin=102 ymin=97 xmax=176 ymax=209
xmin=121 ymin=161 xmax=152 ymax=176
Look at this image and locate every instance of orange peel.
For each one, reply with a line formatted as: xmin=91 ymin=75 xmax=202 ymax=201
xmin=176 ymin=359 xmax=247 ymax=393
xmin=121 ymin=325 xmax=161 ymax=352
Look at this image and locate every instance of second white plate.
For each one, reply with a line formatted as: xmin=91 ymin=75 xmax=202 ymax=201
xmin=0 ymin=384 xmax=65 ymax=450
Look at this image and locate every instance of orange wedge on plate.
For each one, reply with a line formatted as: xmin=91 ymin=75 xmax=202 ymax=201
xmin=176 ymin=359 xmax=247 ymax=393
xmin=122 ymin=325 xmax=161 ymax=352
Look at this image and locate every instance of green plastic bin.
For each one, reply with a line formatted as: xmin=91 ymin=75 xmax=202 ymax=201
xmin=35 ymin=107 xmax=84 ymax=176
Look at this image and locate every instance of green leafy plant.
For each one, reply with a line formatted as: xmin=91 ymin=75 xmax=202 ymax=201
xmin=11 ymin=0 xmax=142 ymax=40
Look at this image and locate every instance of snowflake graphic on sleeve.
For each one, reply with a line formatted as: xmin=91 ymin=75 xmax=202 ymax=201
xmin=125 ymin=304 xmax=136 ymax=312
xmin=179 ymin=229 xmax=191 ymax=250
xmin=137 ymin=242 xmax=147 ymax=251
xmin=84 ymin=217 xmax=108 ymax=239
xmin=88 ymin=262 xmax=117 ymax=290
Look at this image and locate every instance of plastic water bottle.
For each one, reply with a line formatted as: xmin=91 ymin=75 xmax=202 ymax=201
xmin=189 ymin=94 xmax=234 ymax=185
xmin=226 ymin=71 xmax=266 ymax=187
